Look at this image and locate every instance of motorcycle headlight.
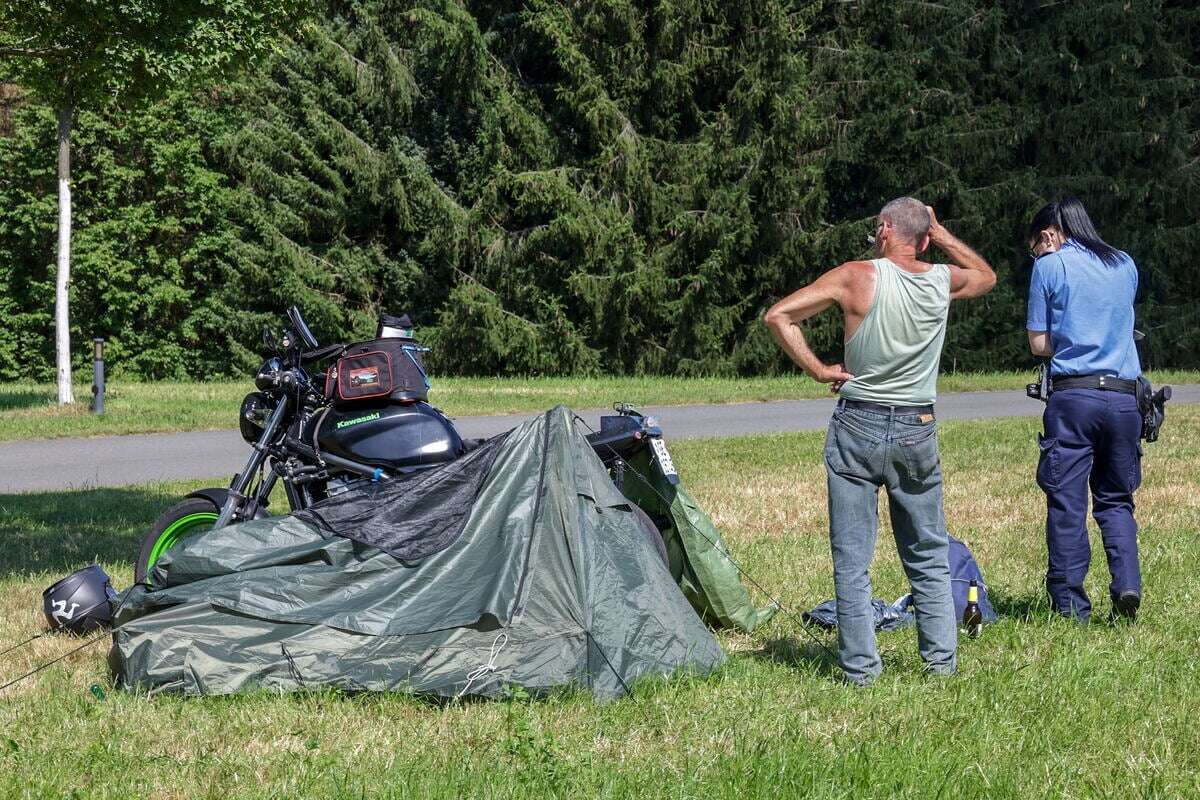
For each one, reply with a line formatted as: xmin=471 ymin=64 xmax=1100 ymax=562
xmin=239 ymin=392 xmax=274 ymax=443
xmin=255 ymin=357 xmax=282 ymax=391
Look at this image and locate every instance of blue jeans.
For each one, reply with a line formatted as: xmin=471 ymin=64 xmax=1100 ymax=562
xmin=824 ymin=405 xmax=957 ymax=685
xmin=1038 ymin=388 xmax=1143 ymax=620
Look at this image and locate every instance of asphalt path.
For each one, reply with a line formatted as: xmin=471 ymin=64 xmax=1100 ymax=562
xmin=2 ymin=385 xmax=1197 ymax=493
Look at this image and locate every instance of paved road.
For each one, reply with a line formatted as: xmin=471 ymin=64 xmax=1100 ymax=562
xmin=3 ymin=386 xmax=1196 ymax=493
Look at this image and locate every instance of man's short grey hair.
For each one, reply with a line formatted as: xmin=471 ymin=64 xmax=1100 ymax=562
xmin=879 ymin=197 xmax=930 ymax=245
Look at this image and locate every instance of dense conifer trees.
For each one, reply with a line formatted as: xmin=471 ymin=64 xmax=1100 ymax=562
xmin=0 ymin=0 xmax=1195 ymax=378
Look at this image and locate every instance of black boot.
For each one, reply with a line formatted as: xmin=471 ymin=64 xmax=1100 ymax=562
xmin=1112 ymin=590 xmax=1141 ymax=622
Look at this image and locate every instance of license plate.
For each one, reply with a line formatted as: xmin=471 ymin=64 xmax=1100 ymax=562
xmin=649 ymin=437 xmax=678 ymax=479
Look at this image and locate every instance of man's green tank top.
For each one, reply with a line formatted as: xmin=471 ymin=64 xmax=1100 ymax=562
xmin=839 ymin=258 xmax=951 ymax=406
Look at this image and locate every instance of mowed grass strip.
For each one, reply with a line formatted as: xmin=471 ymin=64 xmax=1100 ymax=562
xmin=0 ymin=374 xmax=919 ymax=440
xmin=6 ymin=370 xmax=1198 ymax=441
xmin=1 ymin=408 xmax=1199 ymax=797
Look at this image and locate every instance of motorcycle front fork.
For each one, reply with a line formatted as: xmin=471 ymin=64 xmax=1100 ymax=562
xmin=215 ymin=396 xmax=290 ymax=529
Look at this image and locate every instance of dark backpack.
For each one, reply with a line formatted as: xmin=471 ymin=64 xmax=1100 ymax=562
xmin=948 ymin=536 xmax=997 ymax=623
xmin=803 ymin=535 xmax=997 ymax=630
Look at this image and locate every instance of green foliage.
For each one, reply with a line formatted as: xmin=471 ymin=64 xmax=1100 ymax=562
xmin=0 ymin=86 xmax=245 ymax=379
xmin=0 ymin=0 xmax=1196 ymax=378
xmin=0 ymin=0 xmax=316 ymax=383
xmin=1008 ymin=0 xmax=1200 ymax=368
xmin=500 ymin=694 xmax=568 ymax=790
xmin=204 ymin=0 xmax=823 ymax=377
xmin=806 ymin=0 xmax=1200 ymax=371
xmin=0 ymin=0 xmax=312 ymax=106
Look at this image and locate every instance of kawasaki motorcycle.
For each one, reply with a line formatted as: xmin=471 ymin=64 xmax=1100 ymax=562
xmin=136 ymin=306 xmax=677 ymax=582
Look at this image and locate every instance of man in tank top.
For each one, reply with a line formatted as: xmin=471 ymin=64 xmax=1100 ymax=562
xmin=764 ymin=197 xmax=996 ymax=686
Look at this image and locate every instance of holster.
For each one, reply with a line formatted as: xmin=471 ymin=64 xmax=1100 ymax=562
xmin=1025 ymin=361 xmax=1051 ymax=403
xmin=1136 ymin=376 xmax=1171 ymax=443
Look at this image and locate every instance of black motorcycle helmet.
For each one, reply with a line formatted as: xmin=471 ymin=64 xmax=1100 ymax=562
xmin=42 ymin=564 xmax=118 ymax=634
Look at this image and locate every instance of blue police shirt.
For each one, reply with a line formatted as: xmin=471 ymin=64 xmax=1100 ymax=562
xmin=1026 ymin=239 xmax=1140 ymax=379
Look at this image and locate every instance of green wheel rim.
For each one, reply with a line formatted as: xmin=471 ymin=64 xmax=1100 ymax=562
xmin=146 ymin=511 xmax=218 ymax=572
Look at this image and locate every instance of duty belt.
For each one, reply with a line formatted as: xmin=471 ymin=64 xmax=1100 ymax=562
xmin=1050 ymin=374 xmax=1137 ymax=395
xmin=837 ymin=398 xmax=935 ymax=416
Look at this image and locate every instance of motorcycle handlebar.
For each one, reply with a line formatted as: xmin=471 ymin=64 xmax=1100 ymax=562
xmin=301 ymin=343 xmax=347 ymax=364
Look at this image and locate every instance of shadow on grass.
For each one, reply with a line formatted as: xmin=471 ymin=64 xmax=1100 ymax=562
xmin=0 ymin=486 xmax=176 ymax=577
xmin=988 ymin=588 xmax=1052 ymax=621
xmin=0 ymin=388 xmax=54 ymax=412
xmin=744 ymin=636 xmax=841 ymax=679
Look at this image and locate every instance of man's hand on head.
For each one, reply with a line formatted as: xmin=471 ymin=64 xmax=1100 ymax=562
xmin=926 ymin=206 xmax=948 ymax=246
xmin=922 ymin=205 xmax=997 ymax=299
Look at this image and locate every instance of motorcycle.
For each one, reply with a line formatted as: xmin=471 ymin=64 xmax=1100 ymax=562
xmin=136 ymin=306 xmax=678 ymax=581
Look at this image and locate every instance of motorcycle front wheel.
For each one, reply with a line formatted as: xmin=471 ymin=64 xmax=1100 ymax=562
xmin=135 ymin=496 xmax=220 ymax=583
xmin=631 ymin=504 xmax=669 ymax=569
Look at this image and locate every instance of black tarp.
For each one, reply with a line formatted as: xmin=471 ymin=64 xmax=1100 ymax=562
xmin=297 ymin=432 xmax=507 ymax=561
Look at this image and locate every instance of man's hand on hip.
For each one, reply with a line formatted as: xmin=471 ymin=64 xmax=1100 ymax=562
xmin=815 ymin=362 xmax=855 ymax=392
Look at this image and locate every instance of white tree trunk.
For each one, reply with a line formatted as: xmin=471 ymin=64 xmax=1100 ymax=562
xmin=55 ymin=103 xmax=74 ymax=405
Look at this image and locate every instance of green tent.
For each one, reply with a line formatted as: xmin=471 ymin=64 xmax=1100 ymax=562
xmin=110 ymin=407 xmax=724 ymax=699
xmin=620 ymin=449 xmax=778 ymax=633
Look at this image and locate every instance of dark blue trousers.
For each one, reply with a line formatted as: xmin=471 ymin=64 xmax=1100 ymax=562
xmin=1037 ymin=388 xmax=1143 ymax=619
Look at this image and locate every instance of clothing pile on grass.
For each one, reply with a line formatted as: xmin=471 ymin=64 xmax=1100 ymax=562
xmin=111 ymin=406 xmax=773 ymax=700
xmin=802 ymin=537 xmax=998 ymax=631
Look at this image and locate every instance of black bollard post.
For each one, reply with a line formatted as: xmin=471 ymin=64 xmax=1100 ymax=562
xmin=90 ymin=338 xmax=105 ymax=415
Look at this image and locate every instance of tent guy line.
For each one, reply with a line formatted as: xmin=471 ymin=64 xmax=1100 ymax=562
xmin=573 ymin=412 xmax=837 ymax=663
xmin=0 ymin=634 xmax=106 ymax=693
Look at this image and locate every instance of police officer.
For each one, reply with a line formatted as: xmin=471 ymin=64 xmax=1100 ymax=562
xmin=1026 ymin=196 xmax=1143 ymax=622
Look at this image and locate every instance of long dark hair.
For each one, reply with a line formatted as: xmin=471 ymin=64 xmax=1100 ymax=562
xmin=1027 ymin=196 xmax=1125 ymax=266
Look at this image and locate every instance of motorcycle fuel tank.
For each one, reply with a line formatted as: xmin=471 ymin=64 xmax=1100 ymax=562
xmin=316 ymin=401 xmax=464 ymax=470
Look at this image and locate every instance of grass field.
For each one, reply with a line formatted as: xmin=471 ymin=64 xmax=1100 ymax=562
xmin=1 ymin=407 xmax=1199 ymax=797
xmin=3 ymin=370 xmax=1198 ymax=442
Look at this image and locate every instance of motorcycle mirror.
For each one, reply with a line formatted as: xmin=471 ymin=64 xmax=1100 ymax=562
xmin=262 ymin=326 xmax=278 ymax=352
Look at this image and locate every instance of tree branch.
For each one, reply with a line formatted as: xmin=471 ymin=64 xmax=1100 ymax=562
xmin=0 ymin=46 xmax=68 ymax=59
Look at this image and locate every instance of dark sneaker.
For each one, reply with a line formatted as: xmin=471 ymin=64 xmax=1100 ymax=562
xmin=1113 ymin=591 xmax=1141 ymax=621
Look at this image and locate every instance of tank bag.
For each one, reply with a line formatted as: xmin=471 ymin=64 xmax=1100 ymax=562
xmin=326 ymin=339 xmax=430 ymax=404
